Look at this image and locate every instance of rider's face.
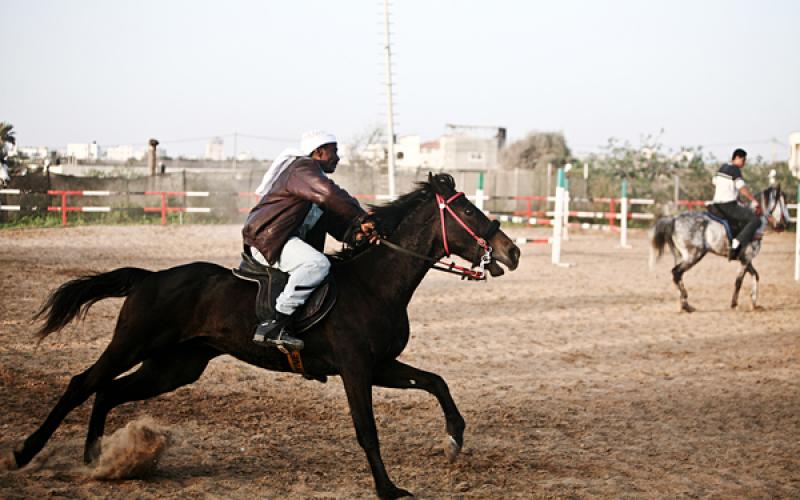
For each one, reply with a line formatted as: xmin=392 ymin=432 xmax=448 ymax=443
xmin=313 ymin=144 xmax=339 ymax=173
xmin=732 ymin=156 xmax=746 ymax=167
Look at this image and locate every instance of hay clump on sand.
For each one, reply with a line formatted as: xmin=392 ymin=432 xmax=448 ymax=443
xmin=91 ymin=416 xmax=171 ymax=480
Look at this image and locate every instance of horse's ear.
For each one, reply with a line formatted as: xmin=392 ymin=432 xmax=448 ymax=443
xmin=429 ymin=173 xmax=456 ymax=195
xmin=427 ymin=172 xmax=434 ymax=185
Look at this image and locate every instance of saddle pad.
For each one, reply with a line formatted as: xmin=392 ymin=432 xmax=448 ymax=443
xmin=232 ymin=257 xmax=337 ymax=334
xmin=704 ymin=211 xmax=733 ymax=240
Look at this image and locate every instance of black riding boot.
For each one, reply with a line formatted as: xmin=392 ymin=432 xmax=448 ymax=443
xmin=253 ymin=312 xmax=304 ymax=351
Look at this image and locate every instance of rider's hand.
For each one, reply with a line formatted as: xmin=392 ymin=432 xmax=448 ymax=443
xmin=753 ymin=202 xmax=763 ymax=216
xmin=356 ymin=220 xmax=379 ymax=244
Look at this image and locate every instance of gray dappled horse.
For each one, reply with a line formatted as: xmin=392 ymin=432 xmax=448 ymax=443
xmin=650 ymin=185 xmax=790 ymax=312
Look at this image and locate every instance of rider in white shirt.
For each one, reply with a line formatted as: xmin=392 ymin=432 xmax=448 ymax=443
xmin=711 ymin=148 xmax=760 ymax=260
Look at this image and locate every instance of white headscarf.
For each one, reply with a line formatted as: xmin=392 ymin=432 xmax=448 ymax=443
xmin=300 ymin=130 xmax=337 ymax=156
xmin=255 ymin=131 xmax=337 ymax=197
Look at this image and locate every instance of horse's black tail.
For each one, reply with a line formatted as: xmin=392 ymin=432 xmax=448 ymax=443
xmin=33 ymin=267 xmax=153 ymax=340
xmin=650 ymin=217 xmax=675 ymax=269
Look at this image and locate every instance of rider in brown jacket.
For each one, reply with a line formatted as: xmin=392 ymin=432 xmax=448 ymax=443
xmin=243 ymin=131 xmax=372 ymax=351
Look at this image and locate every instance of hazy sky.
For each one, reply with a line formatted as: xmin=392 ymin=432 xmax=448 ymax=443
xmin=2 ymin=0 xmax=798 ymax=161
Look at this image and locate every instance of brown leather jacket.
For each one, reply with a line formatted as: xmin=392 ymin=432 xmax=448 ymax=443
xmin=242 ymin=157 xmax=365 ymax=264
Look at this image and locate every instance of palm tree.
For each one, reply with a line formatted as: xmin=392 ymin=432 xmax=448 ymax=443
xmin=0 ymin=122 xmax=16 ymax=154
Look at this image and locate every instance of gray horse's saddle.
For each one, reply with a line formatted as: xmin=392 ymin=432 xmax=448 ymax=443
xmin=232 ymin=251 xmax=337 ymax=334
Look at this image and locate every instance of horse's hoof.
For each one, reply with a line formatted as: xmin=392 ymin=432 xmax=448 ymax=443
xmin=752 ymin=304 xmax=764 ymax=311
xmin=0 ymin=449 xmax=19 ymax=472
xmin=681 ymin=304 xmax=695 ymax=313
xmin=84 ymin=439 xmax=102 ymax=465
xmin=378 ymin=485 xmax=414 ymax=499
xmin=445 ymin=435 xmax=461 ymax=463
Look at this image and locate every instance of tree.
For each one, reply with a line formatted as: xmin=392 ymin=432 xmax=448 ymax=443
xmin=500 ymin=131 xmax=571 ymax=170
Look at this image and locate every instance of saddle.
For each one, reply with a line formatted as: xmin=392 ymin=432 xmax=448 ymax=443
xmin=231 ymin=250 xmax=337 ymax=334
xmin=704 ymin=208 xmax=735 ymax=241
xmin=705 ymin=205 xmax=762 ymax=242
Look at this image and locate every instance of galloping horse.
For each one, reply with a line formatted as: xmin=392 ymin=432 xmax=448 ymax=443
xmin=650 ymin=184 xmax=789 ymax=312
xmin=3 ymin=173 xmax=520 ymax=499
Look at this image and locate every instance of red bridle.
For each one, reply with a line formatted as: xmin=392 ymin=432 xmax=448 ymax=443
xmin=436 ymin=192 xmax=490 ymax=256
xmin=377 ymin=191 xmax=495 ymax=280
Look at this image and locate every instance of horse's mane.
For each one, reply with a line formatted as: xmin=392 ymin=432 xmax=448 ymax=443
xmin=331 ymin=173 xmax=455 ymax=262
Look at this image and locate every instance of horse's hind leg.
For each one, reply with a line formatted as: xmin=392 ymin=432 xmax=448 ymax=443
xmin=11 ymin=343 xmax=144 ymax=469
xmin=84 ymin=340 xmax=218 ymax=464
xmin=671 ymin=252 xmax=706 ymax=313
xmin=373 ymin=360 xmax=465 ymax=463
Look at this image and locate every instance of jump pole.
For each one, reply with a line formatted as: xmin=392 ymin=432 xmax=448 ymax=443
xmin=551 ymin=168 xmax=572 ymax=267
xmin=620 ymin=179 xmax=632 ymax=248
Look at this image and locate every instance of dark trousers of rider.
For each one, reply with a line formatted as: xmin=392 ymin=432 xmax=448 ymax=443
xmin=714 ymin=201 xmax=760 ymax=248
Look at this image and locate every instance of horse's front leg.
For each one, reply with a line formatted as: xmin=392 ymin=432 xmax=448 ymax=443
xmin=341 ymin=367 xmax=412 ymax=499
xmin=731 ymin=262 xmax=748 ymax=309
xmin=747 ymin=262 xmax=760 ymax=310
xmin=373 ymin=359 xmax=465 ymax=462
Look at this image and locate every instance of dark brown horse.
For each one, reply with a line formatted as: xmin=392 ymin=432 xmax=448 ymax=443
xmin=5 ymin=173 xmax=520 ymax=499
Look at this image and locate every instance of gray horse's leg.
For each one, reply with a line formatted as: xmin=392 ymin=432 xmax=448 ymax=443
xmin=672 ymin=252 xmax=706 ymax=313
xmin=731 ymin=262 xmax=748 ymax=309
xmin=747 ymin=262 xmax=760 ymax=309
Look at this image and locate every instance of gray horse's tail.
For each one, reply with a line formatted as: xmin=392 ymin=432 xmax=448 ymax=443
xmin=650 ymin=217 xmax=675 ymax=269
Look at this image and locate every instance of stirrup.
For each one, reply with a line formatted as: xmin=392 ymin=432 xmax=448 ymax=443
xmin=266 ymin=330 xmax=304 ymax=353
xmin=253 ymin=319 xmax=304 ymax=352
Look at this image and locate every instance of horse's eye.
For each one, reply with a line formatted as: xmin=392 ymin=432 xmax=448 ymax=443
xmin=464 ymin=208 xmax=474 ymax=216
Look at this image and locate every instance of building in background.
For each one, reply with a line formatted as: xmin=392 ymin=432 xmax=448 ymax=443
xmin=105 ymin=144 xmax=144 ymax=161
xmin=341 ymin=127 xmax=502 ymax=171
xmin=66 ymin=141 xmax=100 ymax=161
xmin=17 ymin=146 xmax=49 ymax=159
xmin=790 ymin=132 xmax=800 ymax=178
xmin=204 ymin=137 xmax=225 ymax=161
xmin=236 ymin=150 xmax=255 ymax=161
xmin=420 ymin=139 xmax=443 ymax=169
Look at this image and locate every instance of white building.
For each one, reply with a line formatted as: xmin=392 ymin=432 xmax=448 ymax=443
xmin=420 ymin=139 xmax=443 ymax=169
xmin=205 ymin=137 xmax=225 ymax=161
xmin=339 ymin=131 xmax=500 ymax=171
xmin=237 ymin=150 xmax=255 ymax=161
xmin=67 ymin=142 xmax=100 ymax=161
xmin=105 ymin=144 xmax=143 ymax=162
xmin=17 ymin=146 xmax=50 ymax=159
xmin=790 ymin=131 xmax=800 ymax=178
xmin=440 ymin=134 xmax=499 ymax=171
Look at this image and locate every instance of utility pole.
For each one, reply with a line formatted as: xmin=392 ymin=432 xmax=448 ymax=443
xmin=148 ymin=138 xmax=159 ymax=177
xmin=383 ymin=0 xmax=396 ymax=199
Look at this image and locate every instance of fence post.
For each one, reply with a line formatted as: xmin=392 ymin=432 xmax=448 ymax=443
xmin=61 ymin=192 xmax=67 ymax=226
xmin=160 ymin=193 xmax=167 ymax=225
xmin=620 ymin=179 xmax=631 ymax=248
xmin=795 ymin=184 xmax=799 ymax=281
xmin=475 ymin=171 xmax=485 ymax=212
xmin=551 ymin=168 xmax=571 ymax=267
xmin=608 ymin=197 xmax=616 ymax=231
xmin=562 ymin=189 xmax=570 ymax=241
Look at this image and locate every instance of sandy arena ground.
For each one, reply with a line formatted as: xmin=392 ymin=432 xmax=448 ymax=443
xmin=0 ymin=224 xmax=798 ymax=498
